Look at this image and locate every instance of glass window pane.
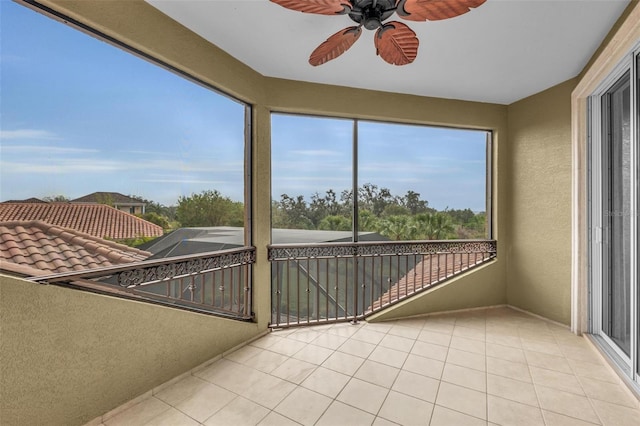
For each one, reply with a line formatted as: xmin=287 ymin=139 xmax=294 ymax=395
xmin=271 ymin=114 xmax=353 ymax=242
xmin=357 ymin=121 xmax=488 ymax=241
xmin=1 ymin=2 xmax=247 ymax=269
xmin=602 ymin=71 xmax=631 ymax=356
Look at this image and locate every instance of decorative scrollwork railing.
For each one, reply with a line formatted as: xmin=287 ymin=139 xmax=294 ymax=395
xmin=29 ymin=247 xmax=256 ymax=320
xmin=117 ymin=249 xmax=256 ymax=287
xmin=269 ymin=240 xmax=496 ymax=260
xmin=268 ymin=240 xmax=496 ymax=328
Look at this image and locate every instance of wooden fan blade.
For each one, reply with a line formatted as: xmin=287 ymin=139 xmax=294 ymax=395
xmin=269 ymin=0 xmax=352 ymax=15
xmin=396 ymin=0 xmax=486 ymax=21
xmin=309 ymin=26 xmax=362 ymax=66
xmin=374 ymin=21 xmax=418 ymax=66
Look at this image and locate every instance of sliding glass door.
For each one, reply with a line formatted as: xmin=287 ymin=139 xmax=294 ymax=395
xmin=590 ymin=51 xmax=639 ymax=388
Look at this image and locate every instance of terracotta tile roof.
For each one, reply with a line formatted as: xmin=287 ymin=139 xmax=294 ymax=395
xmin=368 ymin=252 xmax=493 ymax=312
xmin=0 ymin=203 xmax=163 ymax=240
xmin=0 ymin=220 xmax=151 ymax=277
xmin=71 ymin=192 xmax=144 ymax=205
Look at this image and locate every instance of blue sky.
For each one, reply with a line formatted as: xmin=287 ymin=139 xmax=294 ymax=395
xmin=1 ymin=1 xmax=487 ymax=211
xmin=272 ymin=115 xmax=487 ymax=211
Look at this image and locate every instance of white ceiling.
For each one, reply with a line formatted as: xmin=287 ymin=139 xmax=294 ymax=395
xmin=146 ymin=0 xmax=630 ymax=104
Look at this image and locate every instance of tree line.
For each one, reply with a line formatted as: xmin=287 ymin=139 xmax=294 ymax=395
xmin=271 ymin=183 xmax=486 ymax=240
xmin=44 ymin=184 xmax=486 ymax=241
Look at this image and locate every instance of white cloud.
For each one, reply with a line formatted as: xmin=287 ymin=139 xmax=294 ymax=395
xmin=359 ymin=161 xmax=462 ymax=175
xmin=1 ymin=145 xmax=98 ymax=154
xmin=273 ymin=176 xmax=350 ymax=182
xmin=0 ymin=153 xmax=244 ymax=176
xmin=289 ymin=150 xmax=342 ymax=157
xmin=161 ymin=161 xmax=243 ymax=173
xmin=0 ymin=159 xmax=122 ymax=174
xmin=0 ymin=129 xmax=61 ymax=140
xmin=121 ymin=150 xmax=176 ymax=156
xmin=141 ymin=178 xmax=228 ymax=184
xmin=392 ymin=177 xmax=422 ymax=183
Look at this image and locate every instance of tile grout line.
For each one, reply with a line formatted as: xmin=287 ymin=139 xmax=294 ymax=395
xmin=333 ymin=321 xmax=387 ymax=424
xmin=272 ymin=327 xmax=322 ymax=424
xmin=378 ymin=316 xmax=428 ymax=425
xmin=275 ymin=325 xmax=337 ymax=425
xmin=367 ymin=321 xmax=395 ymax=424
xmin=483 ymin=314 xmax=490 ymax=426
xmin=431 ymin=315 xmax=476 ymax=424
xmin=285 ymin=321 xmax=374 ymax=425
xmin=527 ymin=321 xmax=555 ymax=426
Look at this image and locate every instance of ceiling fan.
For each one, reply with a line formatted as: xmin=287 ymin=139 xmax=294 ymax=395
xmin=270 ymin=0 xmax=486 ymax=66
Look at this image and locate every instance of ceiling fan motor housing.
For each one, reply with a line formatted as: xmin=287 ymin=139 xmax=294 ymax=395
xmin=349 ymin=0 xmax=396 ymax=30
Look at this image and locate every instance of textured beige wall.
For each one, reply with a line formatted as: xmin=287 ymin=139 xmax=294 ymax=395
xmin=265 ymin=78 xmax=506 ymax=128
xmin=252 ymin=105 xmax=273 ymax=329
xmin=506 ymin=78 xmax=578 ymax=325
xmin=0 ymin=275 xmax=262 ymax=426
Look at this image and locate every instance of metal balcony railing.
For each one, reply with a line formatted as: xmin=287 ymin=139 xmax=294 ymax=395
xmin=268 ymin=240 xmax=496 ymax=328
xmin=28 ymin=247 xmax=256 ymax=320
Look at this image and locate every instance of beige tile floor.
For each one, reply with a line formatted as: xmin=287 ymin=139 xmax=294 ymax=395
xmin=93 ymin=307 xmax=640 ymax=426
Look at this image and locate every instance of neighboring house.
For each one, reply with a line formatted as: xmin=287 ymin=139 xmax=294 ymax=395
xmin=0 ymin=220 xmax=151 ymax=277
xmin=71 ymin=192 xmax=147 ymax=215
xmin=0 ymin=203 xmax=163 ymax=241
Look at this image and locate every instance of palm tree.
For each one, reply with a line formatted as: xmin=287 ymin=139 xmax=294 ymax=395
xmin=413 ymin=212 xmax=455 ymax=240
xmin=358 ymin=209 xmax=378 ymax=232
xmin=318 ymin=215 xmax=351 ymax=231
xmin=376 ymin=215 xmax=416 ymax=240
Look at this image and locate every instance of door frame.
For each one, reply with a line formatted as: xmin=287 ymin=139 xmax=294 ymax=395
xmin=587 ymin=47 xmax=639 ymax=386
